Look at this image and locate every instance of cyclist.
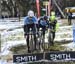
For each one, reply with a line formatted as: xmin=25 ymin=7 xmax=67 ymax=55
xmin=23 ymin=10 xmax=38 ymax=53
xmin=38 ymin=16 xmax=49 ymax=50
xmin=67 ymin=9 xmax=72 ymax=25
xmin=38 ymin=16 xmax=49 ymax=39
xmin=49 ymin=10 xmax=57 ymax=45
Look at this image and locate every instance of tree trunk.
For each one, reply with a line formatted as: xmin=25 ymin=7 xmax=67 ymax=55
xmin=53 ymin=0 xmax=65 ymax=18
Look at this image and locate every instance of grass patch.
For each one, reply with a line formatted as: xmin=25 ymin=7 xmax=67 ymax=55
xmin=10 ymin=44 xmax=27 ymax=54
xmin=44 ymin=43 xmax=66 ymax=51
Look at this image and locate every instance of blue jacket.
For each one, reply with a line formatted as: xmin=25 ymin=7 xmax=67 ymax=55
xmin=38 ymin=17 xmax=49 ymax=26
xmin=24 ymin=16 xmax=38 ymax=25
xmin=40 ymin=20 xmax=48 ymax=26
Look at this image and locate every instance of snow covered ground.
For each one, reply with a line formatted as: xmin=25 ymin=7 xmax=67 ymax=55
xmin=0 ymin=22 xmax=23 ymax=31
xmin=0 ymin=20 xmax=74 ymax=52
xmin=0 ymin=25 xmax=73 ymax=55
xmin=0 ymin=19 xmax=75 ymax=64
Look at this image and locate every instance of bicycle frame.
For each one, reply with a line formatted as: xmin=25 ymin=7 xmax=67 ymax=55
xmin=29 ymin=28 xmax=33 ymax=52
xmin=29 ymin=24 xmax=38 ymax=53
xmin=38 ymin=28 xmax=45 ymax=51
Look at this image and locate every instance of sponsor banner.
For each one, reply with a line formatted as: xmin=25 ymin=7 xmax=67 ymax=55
xmin=13 ymin=53 xmax=43 ymax=63
xmin=13 ymin=51 xmax=75 ymax=63
xmin=45 ymin=51 xmax=75 ymax=61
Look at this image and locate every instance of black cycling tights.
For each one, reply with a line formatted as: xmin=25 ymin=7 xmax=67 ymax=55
xmin=39 ymin=25 xmax=46 ymax=38
xmin=52 ymin=32 xmax=55 ymax=41
xmin=26 ymin=34 xmax=37 ymax=51
xmin=24 ymin=24 xmax=37 ymax=52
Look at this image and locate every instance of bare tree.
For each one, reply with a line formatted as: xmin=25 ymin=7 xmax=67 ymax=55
xmin=1 ymin=0 xmax=75 ymax=17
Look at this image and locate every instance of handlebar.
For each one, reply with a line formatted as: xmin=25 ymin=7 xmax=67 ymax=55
xmin=25 ymin=28 xmax=38 ymax=35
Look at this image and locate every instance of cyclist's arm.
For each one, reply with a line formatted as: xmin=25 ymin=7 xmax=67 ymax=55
xmin=23 ymin=16 xmax=28 ymax=35
xmin=53 ymin=20 xmax=57 ymax=24
xmin=46 ymin=20 xmax=49 ymax=28
xmin=24 ymin=16 xmax=29 ymax=25
xmin=32 ymin=16 xmax=38 ymax=28
xmin=33 ymin=16 xmax=38 ymax=24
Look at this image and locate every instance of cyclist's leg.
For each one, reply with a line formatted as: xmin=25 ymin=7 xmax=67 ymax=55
xmin=51 ymin=24 xmax=56 ymax=45
xmin=23 ymin=25 xmax=26 ymax=33
xmin=49 ymin=24 xmax=54 ymax=45
xmin=38 ymin=24 xmax=42 ymax=49
xmin=24 ymin=25 xmax=27 ymax=37
xmin=69 ymin=18 xmax=71 ymax=25
xmin=52 ymin=32 xmax=55 ymax=41
xmin=32 ymin=24 xmax=37 ymax=50
xmin=27 ymin=35 xmax=30 ymax=52
xmin=24 ymin=25 xmax=29 ymax=49
xmin=42 ymin=26 xmax=46 ymax=50
xmin=26 ymin=25 xmax=30 ymax=52
xmin=53 ymin=24 xmax=56 ymax=40
xmin=53 ymin=20 xmax=57 ymax=40
xmin=36 ymin=24 xmax=39 ymax=38
xmin=34 ymin=34 xmax=37 ymax=50
xmin=42 ymin=26 xmax=45 ymax=38
xmin=68 ymin=17 xmax=71 ymax=25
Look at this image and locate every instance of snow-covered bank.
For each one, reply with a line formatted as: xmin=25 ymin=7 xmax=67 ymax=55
xmin=0 ymin=25 xmax=73 ymax=54
xmin=1 ymin=40 xmax=26 ymax=55
xmin=0 ymin=22 xmax=23 ymax=31
xmin=0 ymin=25 xmax=73 ymax=42
xmin=0 ymin=17 xmax=24 ymax=22
xmin=0 ymin=19 xmax=74 ymax=64
xmin=61 ymin=42 xmax=75 ymax=51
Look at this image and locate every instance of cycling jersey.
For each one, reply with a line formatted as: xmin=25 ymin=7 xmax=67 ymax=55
xmin=49 ymin=11 xmax=57 ymax=32
xmin=50 ymin=15 xmax=56 ymax=21
xmin=38 ymin=17 xmax=49 ymax=26
xmin=49 ymin=11 xmax=56 ymax=22
xmin=24 ymin=16 xmax=38 ymax=25
xmin=55 ymin=23 xmax=59 ymax=31
xmin=40 ymin=20 xmax=48 ymax=26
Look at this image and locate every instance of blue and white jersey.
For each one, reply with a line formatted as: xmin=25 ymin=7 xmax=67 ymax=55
xmin=40 ymin=20 xmax=47 ymax=26
xmin=24 ymin=16 xmax=38 ymax=25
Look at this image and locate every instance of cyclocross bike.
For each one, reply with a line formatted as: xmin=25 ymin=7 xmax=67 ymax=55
xmin=48 ymin=24 xmax=54 ymax=47
xmin=38 ymin=28 xmax=45 ymax=52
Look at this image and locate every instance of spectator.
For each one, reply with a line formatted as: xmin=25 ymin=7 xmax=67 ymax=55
xmin=67 ymin=9 xmax=72 ymax=25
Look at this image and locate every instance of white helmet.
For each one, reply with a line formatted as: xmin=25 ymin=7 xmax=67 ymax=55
xmin=28 ymin=10 xmax=34 ymax=17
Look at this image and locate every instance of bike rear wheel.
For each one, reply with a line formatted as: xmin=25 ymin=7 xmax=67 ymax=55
xmin=29 ymin=34 xmax=34 ymax=52
xmin=48 ymin=29 xmax=54 ymax=47
xmin=38 ymin=28 xmax=45 ymax=52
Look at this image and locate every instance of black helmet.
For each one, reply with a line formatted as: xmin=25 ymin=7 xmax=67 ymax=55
xmin=43 ymin=16 xmax=48 ymax=20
